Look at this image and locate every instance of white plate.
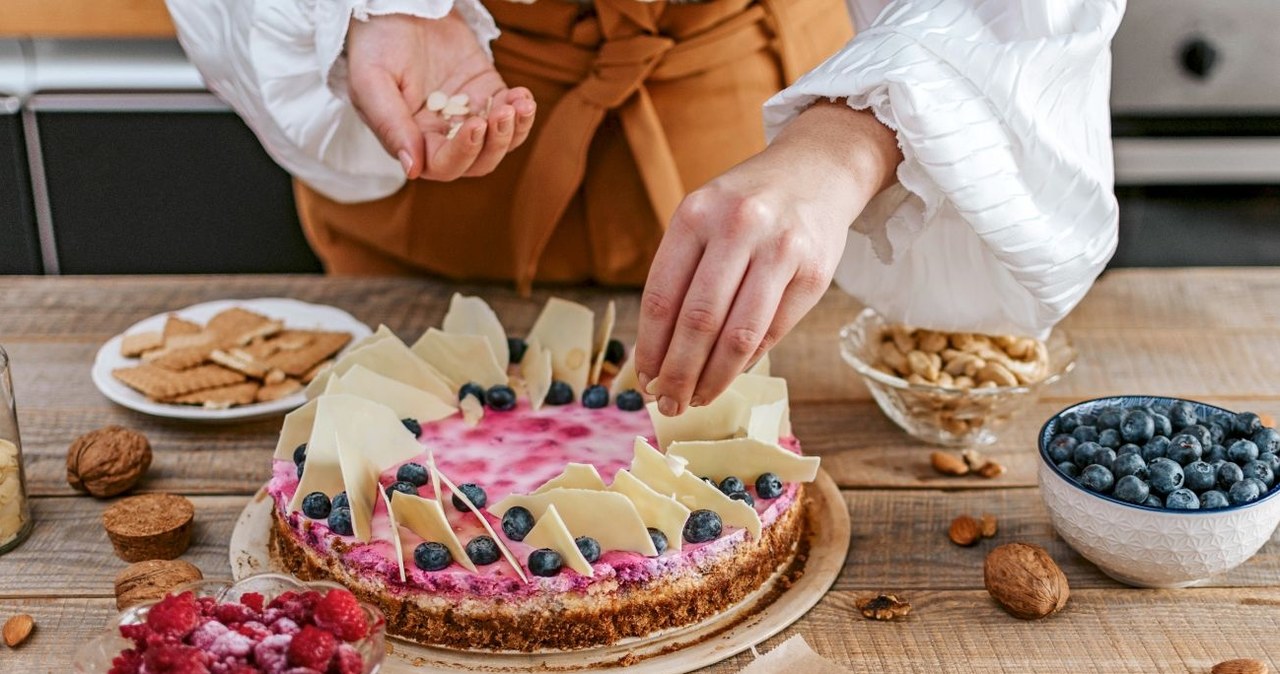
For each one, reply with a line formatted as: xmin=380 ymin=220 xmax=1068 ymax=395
xmin=92 ymin=298 xmax=371 ymax=422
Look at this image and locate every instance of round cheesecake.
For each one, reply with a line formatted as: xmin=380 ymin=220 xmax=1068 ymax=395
xmin=267 ymin=400 xmax=808 ymax=652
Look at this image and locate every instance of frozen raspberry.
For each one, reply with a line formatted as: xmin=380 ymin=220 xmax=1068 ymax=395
xmin=189 ymin=620 xmax=230 ymax=650
xmin=213 ymin=664 xmax=260 ymax=674
xmin=235 ymin=620 xmax=272 ymax=641
xmin=288 ymin=625 xmax=337 ymax=670
xmin=215 ymin=602 xmax=261 ymax=625
xmin=239 ymin=592 xmax=266 ymax=613
xmin=210 ymin=630 xmax=255 ymax=659
xmin=312 ymin=590 xmax=368 ymax=642
xmin=119 ymin=622 xmax=152 ymax=645
xmin=270 ymin=618 xmax=301 ymax=636
xmin=283 ymin=668 xmax=322 ymax=674
xmin=328 ymin=643 xmax=363 ymax=674
xmin=251 ymin=634 xmax=292 ymax=674
xmin=147 ymin=592 xmax=203 ymax=639
xmin=268 ymin=591 xmax=320 ymax=625
xmin=107 ymin=648 xmax=144 ymax=674
xmin=142 ymin=643 xmax=212 ymax=673
xmin=197 ymin=596 xmax=219 ymax=616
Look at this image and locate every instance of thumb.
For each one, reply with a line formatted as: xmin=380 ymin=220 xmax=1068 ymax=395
xmin=351 ymin=69 xmax=424 ymax=178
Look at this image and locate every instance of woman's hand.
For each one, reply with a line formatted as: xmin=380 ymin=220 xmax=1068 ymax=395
xmin=635 ymin=103 xmax=902 ymax=416
xmin=347 ymin=12 xmax=536 ymax=181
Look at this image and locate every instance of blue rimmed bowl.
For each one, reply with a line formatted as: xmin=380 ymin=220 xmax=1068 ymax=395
xmin=1038 ymin=396 xmax=1280 ymax=588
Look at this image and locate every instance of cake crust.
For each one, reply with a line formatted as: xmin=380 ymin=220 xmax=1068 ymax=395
xmin=270 ymin=485 xmax=808 ymax=652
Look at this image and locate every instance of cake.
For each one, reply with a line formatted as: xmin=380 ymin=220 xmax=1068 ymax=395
xmin=266 ymin=295 xmax=819 ymax=652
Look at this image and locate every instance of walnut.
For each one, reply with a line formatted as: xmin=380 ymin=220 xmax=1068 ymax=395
xmin=984 ymin=543 xmax=1069 ymax=620
xmin=856 ymin=594 xmax=912 ymax=621
xmin=1212 ymin=659 xmax=1269 ymax=674
xmin=114 ymin=559 xmax=204 ymax=610
xmin=66 ymin=426 xmax=152 ymax=498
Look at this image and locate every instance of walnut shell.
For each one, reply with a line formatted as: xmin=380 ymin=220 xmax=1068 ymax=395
xmin=66 ymin=426 xmax=152 ymax=498
xmin=114 ymin=559 xmax=204 ymax=610
xmin=984 ymin=542 xmax=1069 ymax=620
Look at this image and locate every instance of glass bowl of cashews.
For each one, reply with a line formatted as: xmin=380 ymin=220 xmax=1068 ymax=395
xmin=840 ymin=308 xmax=1078 ymax=447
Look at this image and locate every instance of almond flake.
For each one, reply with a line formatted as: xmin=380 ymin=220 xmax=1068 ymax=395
xmin=426 ymin=91 xmax=449 ymax=112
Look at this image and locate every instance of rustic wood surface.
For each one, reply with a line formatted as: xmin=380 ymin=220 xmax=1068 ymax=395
xmin=1 ymin=269 xmax=1278 ymax=672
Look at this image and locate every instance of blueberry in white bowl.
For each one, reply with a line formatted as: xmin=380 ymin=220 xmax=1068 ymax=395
xmin=1038 ymin=395 xmax=1280 ymax=588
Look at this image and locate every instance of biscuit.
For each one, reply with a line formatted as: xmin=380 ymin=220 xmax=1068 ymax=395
xmin=209 ymin=349 xmax=268 ymax=379
xmin=167 ymin=381 xmax=261 ymax=408
xmin=113 ymin=364 xmax=246 ymax=400
xmin=162 ymin=315 xmax=202 ymax=338
xmin=120 ymin=331 xmax=164 ymax=358
xmin=265 ymin=331 xmax=351 ymax=376
xmin=256 ymin=378 xmax=302 ymax=402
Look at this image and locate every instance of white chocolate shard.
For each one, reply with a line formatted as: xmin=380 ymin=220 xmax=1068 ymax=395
xmin=305 ymin=336 xmax=455 ymax=406
xmin=436 ymin=470 xmax=529 ymax=582
xmin=527 ymin=298 xmax=594 ymax=397
xmin=379 ymin=486 xmax=407 ymax=582
xmin=746 ymin=352 xmax=771 ymax=376
xmin=441 ymin=293 xmax=509 ymax=369
xmin=629 ymin=437 xmax=760 ymax=539
xmin=273 ymin=398 xmax=318 ymax=461
xmin=411 ymin=328 xmax=508 ymax=390
xmin=730 ymin=373 xmax=792 ymax=437
xmin=532 ymin=463 xmax=606 ymax=493
xmin=490 ymin=488 xmax=657 ymax=556
xmin=589 ymin=300 xmax=615 ymax=386
xmin=335 ymin=434 xmax=378 ymax=543
xmin=460 ymin=394 xmax=484 ymax=427
xmin=345 ymin=324 xmax=397 ymax=354
xmin=524 ymin=504 xmax=594 ymax=577
xmin=667 ymin=437 xmax=819 ymax=483
xmin=328 ymin=365 xmax=457 ymax=424
xmin=520 ymin=337 xmax=553 ymax=411
xmin=609 ymin=350 xmax=639 ymax=397
xmin=390 ymin=490 xmax=478 ymax=573
xmin=608 ymin=469 xmax=690 ymax=553
xmin=745 ymin=400 xmax=788 ymax=445
xmin=646 ymin=389 xmax=750 ymax=450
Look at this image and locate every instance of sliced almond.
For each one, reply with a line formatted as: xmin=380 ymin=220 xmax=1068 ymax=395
xmin=426 ymin=91 xmax=449 ymax=112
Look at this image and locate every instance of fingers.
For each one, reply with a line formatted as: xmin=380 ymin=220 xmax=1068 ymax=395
xmin=505 ymin=88 xmax=537 ymax=150
xmin=424 ymin=117 xmax=488 ymax=181
xmin=464 ymin=105 xmax=516 ymax=177
xmin=350 ymin=69 xmax=425 ymax=179
xmin=635 ymin=217 xmax=704 ymax=400
xmin=690 ymin=261 xmax=792 ymax=406
xmin=747 ymin=268 xmax=832 ymax=369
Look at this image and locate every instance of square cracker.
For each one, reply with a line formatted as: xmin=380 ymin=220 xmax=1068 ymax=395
xmin=120 ymin=331 xmax=164 ymax=358
xmin=265 ymin=332 xmax=351 ymax=376
xmin=256 ymin=378 xmax=302 ymax=403
xmin=162 ymin=315 xmax=202 ymax=338
xmin=168 ymin=381 xmax=261 ymax=408
xmin=113 ymin=364 xmax=246 ymax=400
xmin=206 ymin=308 xmax=282 ymax=346
xmin=209 ymin=349 xmax=268 ymax=379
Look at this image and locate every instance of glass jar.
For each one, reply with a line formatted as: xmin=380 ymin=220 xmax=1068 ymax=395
xmin=0 ymin=345 xmax=33 ymax=553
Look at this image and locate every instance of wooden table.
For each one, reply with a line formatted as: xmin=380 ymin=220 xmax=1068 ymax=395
xmin=2 ymin=268 xmax=1279 ymax=673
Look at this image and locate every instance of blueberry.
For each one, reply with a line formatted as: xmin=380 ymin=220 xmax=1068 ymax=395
xmin=1246 ymin=477 xmax=1271 ymax=496
xmin=1217 ymin=461 xmax=1245 ymax=490
xmin=466 ymin=535 xmax=501 ymax=565
xmin=1112 ymin=453 xmax=1148 ymax=481
xmin=581 ymin=385 xmax=609 ymax=409
xmin=302 ymin=492 xmax=331 ymax=520
xmin=458 ymin=382 xmax=486 ymax=405
xmin=1165 ymin=488 xmax=1200 ymax=510
xmin=1143 ymin=494 xmax=1164 ymax=508
xmin=332 ymin=491 xmax=349 ymax=510
xmin=507 ymin=337 xmax=527 ymax=364
xmin=1252 ymin=428 xmax=1280 ymax=454
xmin=730 ymin=491 xmax=755 ymax=507
xmin=1167 ymin=434 xmax=1203 ymax=466
xmin=1091 ymin=448 xmax=1117 ymax=472
xmin=1047 ymin=434 xmax=1077 ymax=464
xmin=452 ymin=483 xmax=487 ymax=510
xmin=1181 ymin=424 xmax=1212 ymax=449
xmin=1210 ymin=411 xmax=1237 ymax=435
xmin=486 ymin=385 xmax=517 ymax=411
xmin=292 ymin=443 xmax=307 ymax=465
xmin=604 ymin=338 xmax=626 ymax=366
xmin=1228 ymin=439 xmax=1260 ymax=465
xmin=401 ymin=417 xmax=422 ymax=437
xmin=1113 ymin=475 xmax=1150 ymax=504
xmin=1169 ymin=401 xmax=1198 ymax=430
xmin=1151 ymin=401 xmax=1172 ymax=417
xmin=683 ymin=509 xmax=724 ymax=543
xmin=1072 ymin=425 xmax=1099 ymax=444
xmin=545 ymin=381 xmax=574 ymax=406
xmin=648 ymin=528 xmax=668 ymax=555
xmin=1117 ymin=443 xmax=1142 ymax=458
xmin=414 ymin=541 xmax=452 ymax=571
xmin=1120 ymin=410 xmax=1155 ymax=444
xmin=1058 ymin=412 xmax=1082 ymax=434
xmin=1148 ymin=458 xmax=1185 ymax=496
xmin=1097 ymin=408 xmax=1124 ymax=431
xmin=1142 ymin=436 xmax=1171 ymax=463
xmin=718 ymin=476 xmax=746 ymax=496
xmin=1235 ymin=412 xmax=1264 ymax=438
xmin=1229 ymin=478 xmax=1264 ymax=505
xmin=1243 ymin=460 xmax=1276 ymax=488
xmin=1206 ymin=422 xmax=1227 ymax=446
xmin=1097 ymin=429 xmax=1122 ymax=450
xmin=1151 ymin=413 xmax=1173 ymax=438
xmin=296 ymin=461 xmax=306 ymax=479
xmin=1200 ymin=490 xmax=1230 ymax=509
xmin=1204 ymin=444 xmax=1228 ymax=464
xmin=615 ymin=390 xmax=645 ymax=412
xmin=385 ymin=481 xmax=417 ymax=499
xmin=1073 ymin=441 xmax=1103 ymax=467
xmin=501 ymin=506 xmax=535 ymax=542
xmin=528 ymin=548 xmax=563 ymax=577
xmin=1258 ymin=452 xmax=1280 ymax=477
xmin=1183 ymin=461 xmax=1216 ymax=493
xmin=1079 ymin=464 xmax=1115 ymax=494
xmin=1078 ymin=413 xmax=1098 ymax=427
xmin=396 ymin=462 xmax=429 ymax=487
xmin=755 ymin=473 xmax=784 ymax=500
xmin=1057 ymin=462 xmax=1080 ymax=478
xmin=327 ymin=507 xmax=354 ymax=536
xmin=575 ymin=536 xmax=601 ymax=563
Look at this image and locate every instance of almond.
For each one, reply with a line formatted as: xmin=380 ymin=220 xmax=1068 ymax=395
xmin=949 ymin=515 xmax=982 ymax=546
xmin=977 ymin=461 xmax=1007 ymax=479
xmin=3 ymin=613 xmax=33 ymax=647
xmin=1212 ymin=659 xmax=1269 ymax=674
xmin=930 ymin=451 xmax=969 ymax=476
xmin=980 ymin=513 xmax=999 ymax=538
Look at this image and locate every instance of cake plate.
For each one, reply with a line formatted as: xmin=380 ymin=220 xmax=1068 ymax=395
xmin=230 ymin=469 xmax=849 ymax=673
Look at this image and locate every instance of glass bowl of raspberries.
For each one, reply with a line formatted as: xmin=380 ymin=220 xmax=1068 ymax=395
xmin=74 ymin=573 xmax=386 ymax=674
xmin=1039 ymin=396 xmax=1280 ymax=588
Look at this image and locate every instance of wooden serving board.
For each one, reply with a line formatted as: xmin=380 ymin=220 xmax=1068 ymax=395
xmin=230 ymin=470 xmax=849 ymax=673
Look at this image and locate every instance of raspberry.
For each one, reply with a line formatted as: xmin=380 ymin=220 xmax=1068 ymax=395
xmin=142 ymin=643 xmax=212 ymax=673
xmin=215 ymin=602 xmax=260 ymax=625
xmin=312 ymin=590 xmax=368 ymax=642
xmin=119 ymin=622 xmax=152 ymax=646
xmin=287 ymin=626 xmax=337 ymax=670
xmin=147 ymin=592 xmax=203 ymax=639
xmin=239 ymin=592 xmax=266 ymax=613
xmin=251 ymin=634 xmax=292 ymax=674
xmin=235 ymin=620 xmax=272 ymax=641
xmin=197 ymin=596 xmax=219 ymax=617
xmin=329 ymin=644 xmax=363 ymax=674
xmin=189 ymin=621 xmax=230 ymax=650
xmin=267 ymin=591 xmax=320 ymax=625
xmin=213 ymin=664 xmax=259 ymax=674
xmin=283 ymin=668 xmax=323 ymax=674
xmin=108 ymin=648 xmax=144 ymax=674
xmin=209 ymin=630 xmax=255 ymax=659
xmin=270 ymin=617 xmax=301 ymax=636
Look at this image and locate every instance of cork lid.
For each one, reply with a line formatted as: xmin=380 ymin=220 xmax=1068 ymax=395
xmin=102 ymin=493 xmax=194 ymax=537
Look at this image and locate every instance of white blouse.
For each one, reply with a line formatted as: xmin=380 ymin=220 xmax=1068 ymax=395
xmin=166 ymin=0 xmax=1123 ymax=338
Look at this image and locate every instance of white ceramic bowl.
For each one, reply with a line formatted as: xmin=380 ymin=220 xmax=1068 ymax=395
xmin=1038 ymin=396 xmax=1280 ymax=588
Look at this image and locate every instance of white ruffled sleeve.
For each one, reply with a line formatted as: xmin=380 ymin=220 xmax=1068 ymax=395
xmin=166 ymin=0 xmax=500 ymax=204
xmin=763 ymin=0 xmax=1124 ymax=338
